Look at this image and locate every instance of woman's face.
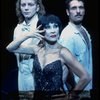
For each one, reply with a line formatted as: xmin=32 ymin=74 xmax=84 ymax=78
xmin=44 ymin=23 xmax=60 ymax=42
xmin=20 ymin=0 xmax=39 ymax=19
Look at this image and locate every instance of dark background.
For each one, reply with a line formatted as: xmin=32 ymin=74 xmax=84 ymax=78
xmin=1 ymin=0 xmax=99 ymax=99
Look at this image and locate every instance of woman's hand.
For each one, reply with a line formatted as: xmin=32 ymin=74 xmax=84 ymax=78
xmin=6 ymin=25 xmax=45 ymax=53
xmin=67 ymin=91 xmax=80 ymax=100
xmin=27 ymin=25 xmax=45 ymax=41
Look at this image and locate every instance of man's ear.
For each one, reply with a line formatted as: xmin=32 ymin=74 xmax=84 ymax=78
xmin=36 ymin=4 xmax=39 ymax=12
xmin=66 ymin=9 xmax=69 ymax=16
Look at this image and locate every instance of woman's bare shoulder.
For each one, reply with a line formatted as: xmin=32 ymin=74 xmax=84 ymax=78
xmin=59 ymin=44 xmax=73 ymax=60
xmin=59 ymin=44 xmax=70 ymax=54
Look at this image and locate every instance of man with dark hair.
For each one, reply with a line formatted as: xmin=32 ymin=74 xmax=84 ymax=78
xmin=59 ymin=0 xmax=92 ymax=94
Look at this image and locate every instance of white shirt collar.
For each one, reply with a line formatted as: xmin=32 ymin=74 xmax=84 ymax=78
xmin=68 ymin=22 xmax=83 ymax=34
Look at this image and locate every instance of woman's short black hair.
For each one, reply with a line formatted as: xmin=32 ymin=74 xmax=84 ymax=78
xmin=37 ymin=14 xmax=62 ymax=35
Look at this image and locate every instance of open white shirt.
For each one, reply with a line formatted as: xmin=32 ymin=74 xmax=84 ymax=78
xmin=13 ymin=14 xmax=39 ymax=91
xmin=59 ymin=22 xmax=93 ymax=90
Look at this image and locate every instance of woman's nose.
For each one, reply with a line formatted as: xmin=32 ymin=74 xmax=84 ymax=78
xmin=51 ymin=28 xmax=56 ymax=32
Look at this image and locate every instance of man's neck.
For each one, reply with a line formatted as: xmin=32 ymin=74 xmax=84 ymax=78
xmin=70 ymin=21 xmax=82 ymax=30
xmin=25 ymin=14 xmax=38 ymax=25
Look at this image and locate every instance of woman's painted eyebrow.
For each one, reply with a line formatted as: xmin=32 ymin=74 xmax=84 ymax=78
xmin=45 ymin=23 xmax=58 ymax=26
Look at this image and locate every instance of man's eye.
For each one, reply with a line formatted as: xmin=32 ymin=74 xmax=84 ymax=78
xmin=28 ymin=3 xmax=35 ymax=6
xmin=21 ymin=3 xmax=26 ymax=7
xmin=79 ymin=6 xmax=84 ymax=9
xmin=71 ymin=6 xmax=77 ymax=10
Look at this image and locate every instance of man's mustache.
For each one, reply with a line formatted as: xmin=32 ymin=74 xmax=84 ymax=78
xmin=75 ymin=13 xmax=82 ymax=17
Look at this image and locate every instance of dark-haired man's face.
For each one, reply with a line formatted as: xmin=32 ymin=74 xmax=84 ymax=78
xmin=67 ymin=0 xmax=85 ymax=24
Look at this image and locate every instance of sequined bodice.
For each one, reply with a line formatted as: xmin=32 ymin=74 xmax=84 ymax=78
xmin=33 ymin=55 xmax=63 ymax=93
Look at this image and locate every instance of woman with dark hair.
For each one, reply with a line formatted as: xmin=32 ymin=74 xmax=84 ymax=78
xmin=6 ymin=14 xmax=91 ymax=100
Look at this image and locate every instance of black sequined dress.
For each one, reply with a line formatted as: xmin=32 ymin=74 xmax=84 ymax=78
xmin=33 ymin=55 xmax=63 ymax=96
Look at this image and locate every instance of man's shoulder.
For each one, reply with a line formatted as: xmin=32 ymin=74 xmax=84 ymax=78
xmin=13 ymin=23 xmax=24 ymax=37
xmin=62 ymin=24 xmax=75 ymax=34
xmin=14 ymin=23 xmax=23 ymax=30
xmin=60 ymin=26 xmax=74 ymax=39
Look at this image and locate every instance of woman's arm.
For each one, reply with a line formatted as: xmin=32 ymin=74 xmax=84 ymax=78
xmin=6 ymin=25 xmax=44 ymax=54
xmin=60 ymin=47 xmax=91 ymax=90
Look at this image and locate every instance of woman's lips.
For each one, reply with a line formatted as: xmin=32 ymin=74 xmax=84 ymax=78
xmin=50 ymin=35 xmax=56 ymax=38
